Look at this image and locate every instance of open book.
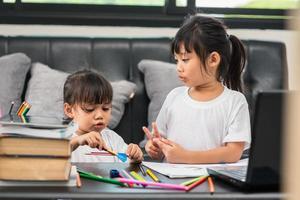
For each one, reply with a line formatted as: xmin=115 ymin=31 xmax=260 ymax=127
xmin=142 ymin=159 xmax=248 ymax=178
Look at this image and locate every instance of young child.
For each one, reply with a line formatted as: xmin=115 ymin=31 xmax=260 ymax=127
xmin=143 ymin=15 xmax=251 ymax=164
xmin=64 ymin=70 xmax=143 ymax=163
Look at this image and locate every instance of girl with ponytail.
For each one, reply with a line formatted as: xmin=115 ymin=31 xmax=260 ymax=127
xmin=143 ymin=15 xmax=251 ymax=164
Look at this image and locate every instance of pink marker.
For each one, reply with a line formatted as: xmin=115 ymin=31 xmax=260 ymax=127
xmin=118 ymin=178 xmax=187 ymax=191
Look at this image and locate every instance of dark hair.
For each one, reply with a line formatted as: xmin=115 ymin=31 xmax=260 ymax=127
xmin=63 ymin=69 xmax=113 ymax=106
xmin=171 ymin=15 xmax=246 ymax=92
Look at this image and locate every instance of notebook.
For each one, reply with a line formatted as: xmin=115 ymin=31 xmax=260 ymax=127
xmin=207 ymin=91 xmax=288 ymax=191
xmin=0 ymin=114 xmax=70 ymax=129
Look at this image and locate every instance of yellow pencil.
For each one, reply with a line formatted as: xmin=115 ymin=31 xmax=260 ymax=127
xmin=146 ymin=169 xmax=160 ymax=182
xmin=130 ymin=171 xmax=146 ymax=182
xmin=130 ymin=171 xmax=146 ymax=187
xmin=180 ymin=176 xmax=203 ymax=186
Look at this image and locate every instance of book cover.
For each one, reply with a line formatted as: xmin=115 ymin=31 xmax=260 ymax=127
xmin=0 ymin=126 xmax=71 ymax=157
xmin=0 ymin=156 xmax=71 ymax=181
xmin=0 ymin=165 xmax=77 ymax=187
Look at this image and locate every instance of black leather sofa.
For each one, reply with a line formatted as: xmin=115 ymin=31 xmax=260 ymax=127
xmin=0 ymin=36 xmax=288 ymax=144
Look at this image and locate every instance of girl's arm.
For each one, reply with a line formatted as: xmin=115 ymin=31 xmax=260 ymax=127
xmin=184 ymin=142 xmax=245 ymax=163
xmin=154 ymin=137 xmax=245 ymax=164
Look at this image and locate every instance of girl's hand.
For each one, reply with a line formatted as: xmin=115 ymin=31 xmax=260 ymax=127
xmin=153 ymin=137 xmax=188 ymax=163
xmin=126 ymin=143 xmax=144 ymax=163
xmin=143 ymin=122 xmax=161 ymax=140
xmin=76 ymin=131 xmax=108 ymax=150
xmin=143 ymin=122 xmax=164 ymax=160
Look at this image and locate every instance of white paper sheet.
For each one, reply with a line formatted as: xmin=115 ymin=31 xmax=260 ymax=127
xmin=142 ymin=158 xmax=248 ymax=178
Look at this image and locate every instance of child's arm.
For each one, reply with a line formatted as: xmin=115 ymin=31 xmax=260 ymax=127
xmin=154 ymin=137 xmax=245 ymax=164
xmin=126 ymin=144 xmax=144 ymax=163
xmin=70 ymin=131 xmax=108 ymax=151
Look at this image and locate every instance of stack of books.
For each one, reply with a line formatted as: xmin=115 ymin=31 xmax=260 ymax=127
xmin=0 ymin=125 xmax=74 ymax=186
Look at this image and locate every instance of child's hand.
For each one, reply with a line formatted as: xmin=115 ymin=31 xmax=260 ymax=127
xmin=145 ymin=139 xmax=164 ymax=160
xmin=76 ymin=131 xmax=108 ymax=150
xmin=126 ymin=143 xmax=143 ymax=163
xmin=143 ymin=122 xmax=163 ymax=160
xmin=153 ymin=137 xmax=188 ymax=163
xmin=143 ymin=122 xmax=161 ymax=140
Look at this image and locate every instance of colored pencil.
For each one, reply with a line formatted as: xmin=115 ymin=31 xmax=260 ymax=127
xmin=16 ymin=101 xmax=26 ymax=115
xmin=130 ymin=171 xmax=146 ymax=182
xmin=185 ymin=176 xmax=208 ymax=191
xmin=180 ymin=176 xmax=203 ymax=186
xmin=146 ymin=169 xmax=160 ymax=182
xmin=130 ymin=171 xmax=146 ymax=187
xmin=207 ymin=176 xmax=215 ymax=194
xmin=76 ymin=172 xmax=82 ymax=188
xmin=121 ymin=170 xmax=134 ymax=187
xmin=138 ymin=164 xmax=146 ymax=176
xmin=118 ymin=178 xmax=187 ymax=191
xmin=79 ymin=172 xmax=124 ymax=187
xmin=8 ymin=101 xmax=14 ymax=115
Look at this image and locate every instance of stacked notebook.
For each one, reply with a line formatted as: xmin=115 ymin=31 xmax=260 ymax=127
xmin=0 ymin=124 xmax=74 ymax=186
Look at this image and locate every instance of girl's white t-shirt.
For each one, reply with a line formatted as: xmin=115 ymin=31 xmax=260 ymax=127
xmin=70 ymin=126 xmax=128 ymax=163
xmin=156 ymin=86 xmax=251 ymax=151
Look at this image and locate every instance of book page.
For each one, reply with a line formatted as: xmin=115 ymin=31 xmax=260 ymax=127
xmin=142 ymin=158 xmax=248 ymax=178
xmin=0 ymin=126 xmax=72 ymax=139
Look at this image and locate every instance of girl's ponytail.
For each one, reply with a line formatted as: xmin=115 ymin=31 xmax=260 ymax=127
xmin=225 ymin=35 xmax=246 ymax=92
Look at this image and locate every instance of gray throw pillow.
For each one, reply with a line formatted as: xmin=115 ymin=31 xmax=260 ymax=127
xmin=138 ymin=60 xmax=183 ymax=147
xmin=138 ymin=59 xmax=183 ymax=128
xmin=25 ymin=62 xmax=68 ymax=119
xmin=110 ymin=81 xmax=136 ymax=129
xmin=0 ymin=53 xmax=31 ymax=116
xmin=25 ymin=62 xmax=136 ymax=129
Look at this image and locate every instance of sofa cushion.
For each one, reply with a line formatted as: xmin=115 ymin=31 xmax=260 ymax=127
xmin=0 ymin=53 xmax=31 ymax=116
xmin=25 ymin=62 xmax=68 ymax=119
xmin=25 ymin=62 xmax=136 ymax=129
xmin=138 ymin=59 xmax=183 ymax=128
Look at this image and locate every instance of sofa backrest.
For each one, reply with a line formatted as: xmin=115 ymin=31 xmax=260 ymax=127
xmin=0 ymin=36 xmax=288 ymax=144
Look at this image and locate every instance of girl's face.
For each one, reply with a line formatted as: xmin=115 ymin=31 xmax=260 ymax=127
xmin=174 ymin=43 xmax=218 ymax=88
xmin=64 ymin=102 xmax=112 ymax=135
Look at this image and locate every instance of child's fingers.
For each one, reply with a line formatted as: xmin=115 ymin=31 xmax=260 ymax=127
xmin=98 ymin=137 xmax=108 ymax=150
xmin=160 ymin=137 xmax=175 ymax=147
xmin=149 ymin=145 xmax=160 ymax=153
xmin=153 ymin=138 xmax=170 ymax=153
xmin=152 ymin=122 xmax=161 ymax=138
xmin=142 ymin=126 xmax=152 ymax=140
xmin=127 ymin=144 xmax=138 ymax=158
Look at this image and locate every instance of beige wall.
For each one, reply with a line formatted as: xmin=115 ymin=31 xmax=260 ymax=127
xmin=0 ymin=24 xmax=297 ymax=89
xmin=284 ymin=9 xmax=300 ymax=200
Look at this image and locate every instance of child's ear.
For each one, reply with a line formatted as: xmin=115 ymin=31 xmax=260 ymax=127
xmin=64 ymin=103 xmax=74 ymax=119
xmin=207 ymin=51 xmax=221 ymax=69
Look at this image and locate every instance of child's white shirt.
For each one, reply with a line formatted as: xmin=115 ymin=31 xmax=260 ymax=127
xmin=69 ymin=124 xmax=128 ymax=162
xmin=156 ymin=86 xmax=251 ymax=151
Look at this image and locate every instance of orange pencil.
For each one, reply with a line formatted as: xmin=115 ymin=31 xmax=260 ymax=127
xmin=76 ymin=172 xmax=82 ymax=188
xmin=16 ymin=101 xmax=26 ymax=115
xmin=185 ymin=176 xmax=207 ymax=191
xmin=207 ymin=176 xmax=215 ymax=195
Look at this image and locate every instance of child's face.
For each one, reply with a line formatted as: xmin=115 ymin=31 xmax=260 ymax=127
xmin=64 ymin=102 xmax=112 ymax=134
xmin=174 ymin=43 xmax=218 ymax=88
